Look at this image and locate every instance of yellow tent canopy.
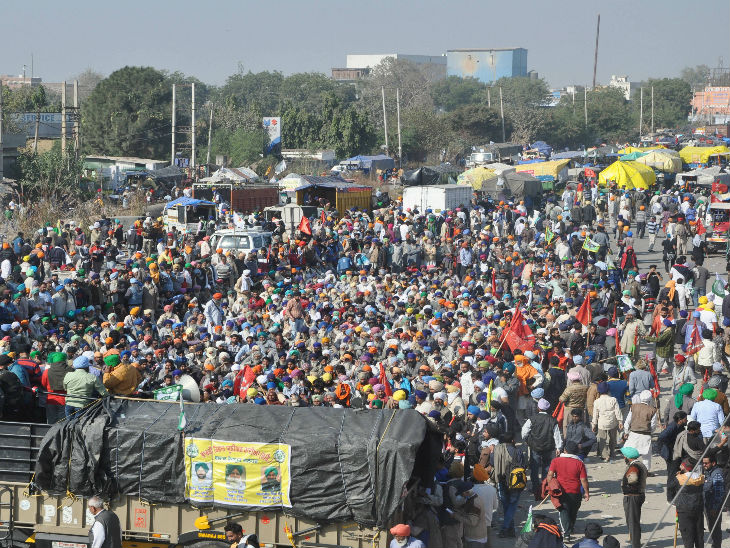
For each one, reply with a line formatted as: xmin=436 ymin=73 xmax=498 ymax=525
xmin=617 ymin=146 xmax=665 ymax=155
xmin=514 ymin=159 xmax=570 ymax=181
xmin=634 ymin=149 xmax=682 ymax=173
xmin=457 ymin=166 xmax=496 ymax=190
xmin=679 ymin=145 xmax=730 ymax=165
xmin=598 ymin=160 xmax=656 ymax=189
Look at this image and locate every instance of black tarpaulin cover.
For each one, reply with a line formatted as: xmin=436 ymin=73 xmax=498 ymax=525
xmin=33 ymin=399 xmax=432 ymax=527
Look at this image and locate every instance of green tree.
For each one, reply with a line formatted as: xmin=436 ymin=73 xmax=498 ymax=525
xmin=586 ymin=87 xmax=634 ymax=143
xmin=209 ymin=127 xmax=265 ymax=166
xmin=17 ymin=141 xmax=84 ymax=200
xmin=431 ymin=76 xmax=486 ymax=112
xmin=495 ymin=77 xmax=552 ymax=144
xmin=447 ymin=104 xmax=503 ymax=144
xmin=631 ymin=78 xmax=692 ymax=131
xmin=82 ymin=66 xmax=171 ymax=158
xmin=680 ymin=64 xmax=711 ymax=88
xmin=217 ymin=68 xmax=284 ymax=115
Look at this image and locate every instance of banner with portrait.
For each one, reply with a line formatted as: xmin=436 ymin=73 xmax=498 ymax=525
xmin=185 ymin=438 xmax=291 ymax=507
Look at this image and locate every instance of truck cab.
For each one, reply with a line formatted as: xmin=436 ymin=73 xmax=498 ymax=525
xmin=163 ymin=198 xmax=217 ymax=234
xmin=209 ymin=228 xmax=272 ymax=256
xmin=707 ymin=202 xmax=730 ymax=253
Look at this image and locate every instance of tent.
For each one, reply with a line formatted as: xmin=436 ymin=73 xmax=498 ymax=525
xmin=634 ymin=149 xmax=682 ymax=173
xmin=617 ymin=146 xmax=665 ymax=155
xmin=461 ymin=170 xmax=541 ymax=198
xmin=619 ymin=151 xmax=647 ymax=161
xmin=598 ymin=160 xmax=656 ymax=189
xmin=530 ymin=141 xmax=553 ymax=157
xmin=342 ymin=154 xmax=395 ymax=172
xmin=551 ymin=150 xmax=585 ymax=160
xmin=200 ymin=166 xmax=259 ymax=183
xmin=457 ymin=166 xmax=496 ymax=188
xmin=514 ymin=159 xmax=570 ymax=183
xmin=679 ymin=145 xmax=730 ymax=166
xmin=401 ymin=164 xmax=461 ymax=186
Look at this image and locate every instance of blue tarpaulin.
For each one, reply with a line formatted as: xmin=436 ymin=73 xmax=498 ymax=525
xmin=343 ymin=155 xmax=395 ymax=171
xmin=530 ymin=141 xmax=553 ymax=156
xmin=164 ymin=197 xmax=215 ymax=210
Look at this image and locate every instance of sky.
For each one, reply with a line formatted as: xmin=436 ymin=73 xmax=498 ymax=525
xmin=2 ymin=0 xmax=729 ymax=89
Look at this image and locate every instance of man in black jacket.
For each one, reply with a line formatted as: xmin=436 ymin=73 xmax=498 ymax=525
xmin=668 ymin=459 xmax=705 ymax=548
xmin=0 ymin=355 xmax=22 ymax=419
xmin=522 ymin=398 xmax=562 ymax=500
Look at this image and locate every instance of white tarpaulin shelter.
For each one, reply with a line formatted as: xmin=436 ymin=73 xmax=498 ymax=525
xmin=200 ymin=167 xmax=259 ymax=183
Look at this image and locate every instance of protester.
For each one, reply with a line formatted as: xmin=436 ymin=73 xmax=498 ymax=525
xmin=619 ymin=446 xmax=647 ymax=548
xmin=546 ymin=440 xmax=590 ymax=542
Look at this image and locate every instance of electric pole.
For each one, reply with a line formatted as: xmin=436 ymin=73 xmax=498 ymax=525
xmin=171 ymin=84 xmax=176 ymax=166
xmin=61 ymin=81 xmax=67 ymax=156
xmin=592 ymin=14 xmax=601 ymax=89
xmin=584 ymin=87 xmax=588 ymax=129
xmin=499 ymin=87 xmax=506 ymax=142
xmin=206 ymin=103 xmax=213 ymax=166
xmin=381 ymin=86 xmax=389 ymax=156
xmin=0 ymin=86 xmax=4 ymax=182
xmin=191 ymin=82 xmax=196 ymax=173
xmin=396 ymin=88 xmax=402 ymax=168
xmin=33 ymin=109 xmax=40 ymax=154
xmin=639 ymin=87 xmax=643 ymax=139
xmin=487 ymin=87 xmax=491 ymax=108
xmin=73 ymin=80 xmax=79 ymax=157
xmin=651 ymin=86 xmax=654 ymax=133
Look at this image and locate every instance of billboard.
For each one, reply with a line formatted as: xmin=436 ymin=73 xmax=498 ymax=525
xmin=446 ymin=48 xmax=527 ymax=84
xmin=11 ymin=113 xmax=74 ymax=138
xmin=263 ymin=117 xmax=281 ymax=156
xmin=185 ymin=437 xmax=291 ymax=508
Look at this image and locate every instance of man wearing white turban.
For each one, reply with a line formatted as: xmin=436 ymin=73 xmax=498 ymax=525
xmin=623 ymin=390 xmax=657 ymax=471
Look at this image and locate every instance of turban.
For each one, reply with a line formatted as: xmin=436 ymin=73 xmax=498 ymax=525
xmin=433 ymin=391 xmax=446 ymax=401
xmin=708 ymin=376 xmax=722 ymax=389
xmin=103 ymin=354 xmax=120 ymax=367
xmin=675 ymin=354 xmax=686 ymax=363
xmin=639 ymin=390 xmax=653 ymax=404
xmin=596 ymin=382 xmax=609 ymax=394
xmin=414 ymin=390 xmax=427 ymax=399
xmin=530 ymin=387 xmax=544 ymax=399
xmin=428 ymin=380 xmax=444 ymax=392
xmin=537 ymin=398 xmax=550 ymax=411
xmin=446 ymin=384 xmax=460 ymax=393
xmin=47 ymin=352 xmax=67 ymax=364
xmin=607 ymin=366 xmax=618 ymax=378
xmin=567 ymin=370 xmax=581 ymax=381
xmin=467 ymin=405 xmax=480 ymax=415
xmin=703 ymin=388 xmax=718 ymax=401
xmin=573 ymin=355 xmax=583 ymax=365
xmin=620 ymin=446 xmax=640 ymax=459
xmin=373 ymin=384 xmax=385 ymax=393
xmin=389 ymin=524 xmax=410 ymax=537
xmin=393 ymin=390 xmax=407 ymax=401
xmin=73 ymin=356 xmax=90 ymax=369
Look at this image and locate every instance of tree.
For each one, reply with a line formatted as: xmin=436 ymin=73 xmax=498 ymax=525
xmin=495 ymin=77 xmax=551 ymax=144
xmin=680 ymin=65 xmax=711 ymax=88
xmin=586 ymin=87 xmax=634 ymax=143
xmin=631 ymin=78 xmax=692 ymax=130
xmin=17 ymin=141 xmax=84 ymax=201
xmin=431 ymin=76 xmax=486 ymax=112
xmin=209 ymin=127 xmax=265 ymax=167
xmin=73 ymin=69 xmax=104 ymax=103
xmin=217 ymin=68 xmax=284 ymax=115
xmin=81 ymin=66 xmax=171 ymax=158
xmin=447 ymin=104 xmax=502 ymax=144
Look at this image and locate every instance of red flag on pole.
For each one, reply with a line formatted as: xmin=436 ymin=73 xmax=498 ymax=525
xmin=648 ymin=359 xmax=661 ymax=398
xmin=502 ymin=309 xmax=535 ymax=351
xmin=696 ymin=218 xmax=706 ymax=236
xmin=686 ymin=320 xmax=704 ymax=355
xmin=649 ymin=313 xmax=663 ymax=336
xmin=575 ymin=295 xmax=592 ymax=326
xmin=298 ymin=216 xmax=312 ymax=235
xmin=491 ymin=269 xmax=497 ymax=296
xmin=378 ymin=364 xmax=393 ymax=397
xmin=320 ymin=210 xmax=327 ymax=224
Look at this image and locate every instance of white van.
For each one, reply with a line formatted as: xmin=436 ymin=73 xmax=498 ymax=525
xmin=210 ymin=227 xmax=273 ymax=255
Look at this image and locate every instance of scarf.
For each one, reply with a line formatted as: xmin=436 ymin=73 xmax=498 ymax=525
xmin=675 ymin=383 xmax=694 ymax=410
xmin=665 ymin=280 xmax=676 ymax=301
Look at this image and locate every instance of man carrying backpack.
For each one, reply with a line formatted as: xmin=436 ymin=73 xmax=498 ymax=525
xmin=492 ymin=431 xmax=526 ymax=538
xmin=521 ymin=398 xmax=562 ymax=500
xmin=545 ymin=440 xmax=590 ymax=543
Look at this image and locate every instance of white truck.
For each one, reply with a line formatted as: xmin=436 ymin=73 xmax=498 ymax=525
xmin=402 ymin=185 xmax=472 ymax=213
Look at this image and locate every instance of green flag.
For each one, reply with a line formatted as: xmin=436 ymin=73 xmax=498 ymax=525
xmin=545 ymin=227 xmax=555 ymax=244
xmin=178 ymin=389 xmax=187 ymax=431
xmin=520 ymin=505 xmax=533 ymax=534
xmin=154 ymin=384 xmax=182 ymax=401
xmin=712 ymin=273 xmax=726 ymax=298
xmin=582 ymin=237 xmax=600 ymax=253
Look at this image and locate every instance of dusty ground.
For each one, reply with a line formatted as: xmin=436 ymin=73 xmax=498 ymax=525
xmin=493 ymin=224 xmax=730 ymax=547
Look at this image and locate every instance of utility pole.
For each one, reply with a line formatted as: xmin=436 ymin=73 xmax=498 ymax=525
xmin=487 ymin=87 xmax=491 ymax=108
xmin=396 ymin=88 xmax=402 ymax=167
xmin=191 ymin=82 xmax=196 ymax=173
xmin=584 ymin=87 xmax=588 ymax=129
xmin=499 ymin=87 xmax=506 ymax=142
xmin=639 ymin=87 xmax=643 ymax=139
xmin=651 ymin=86 xmax=654 ymax=133
xmin=592 ymin=14 xmax=601 ymax=89
xmin=381 ymin=86 xmax=389 ymax=156
xmin=171 ymin=84 xmax=176 ymax=166
xmin=206 ymin=103 xmax=213 ymax=166
xmin=0 ymin=86 xmax=4 ymax=183
xmin=73 ymin=80 xmax=79 ymax=157
xmin=33 ymin=109 xmax=40 ymax=154
xmin=61 ymin=82 xmax=67 ymax=156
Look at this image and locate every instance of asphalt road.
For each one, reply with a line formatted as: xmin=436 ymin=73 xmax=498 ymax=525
xmin=491 ymin=225 xmax=730 ymax=547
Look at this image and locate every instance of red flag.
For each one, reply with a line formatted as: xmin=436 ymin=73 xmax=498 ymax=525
xmin=585 ymin=168 xmax=597 ymax=179
xmin=491 ymin=269 xmax=497 ymax=296
xmin=648 ymin=359 xmax=660 ymax=398
xmin=696 ymin=218 xmax=706 ymax=236
xmin=686 ymin=320 xmax=703 ymax=355
xmin=298 ymin=216 xmax=312 ymax=235
xmin=575 ymin=295 xmax=592 ymax=326
xmin=378 ymin=364 xmax=393 ymax=397
xmin=235 ymin=365 xmax=257 ymax=396
xmin=552 ymin=401 xmax=565 ymax=428
xmin=503 ymin=309 xmax=535 ymax=351
xmin=320 ymin=210 xmax=327 ymax=224
xmin=510 ymin=308 xmax=533 ymax=341
xmin=649 ymin=313 xmax=662 ymax=336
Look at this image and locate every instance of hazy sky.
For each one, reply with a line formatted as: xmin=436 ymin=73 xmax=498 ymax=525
xmin=3 ymin=0 xmax=729 ymax=88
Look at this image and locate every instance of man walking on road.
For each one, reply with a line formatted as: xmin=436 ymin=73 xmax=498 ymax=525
xmin=620 ymin=446 xmax=648 ymax=548
xmin=546 ymin=440 xmax=590 ymax=543
xmin=87 ymin=496 xmax=122 ymax=548
xmin=522 ymin=398 xmax=562 ymax=499
xmin=702 ymin=450 xmax=725 ymax=548
xmin=591 ymin=382 xmax=622 ymax=461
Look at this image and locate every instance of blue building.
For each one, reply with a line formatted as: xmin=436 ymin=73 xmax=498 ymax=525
xmin=446 ymin=48 xmax=528 ymax=83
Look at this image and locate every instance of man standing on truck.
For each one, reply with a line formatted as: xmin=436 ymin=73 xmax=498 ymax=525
xmin=87 ymin=496 xmax=122 ymax=548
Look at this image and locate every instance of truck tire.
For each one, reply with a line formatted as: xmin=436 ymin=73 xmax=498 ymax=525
xmin=179 ymin=540 xmax=230 ymax=548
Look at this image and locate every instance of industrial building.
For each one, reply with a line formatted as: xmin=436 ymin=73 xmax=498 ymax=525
xmin=446 ymin=48 xmax=527 ymax=83
xmin=332 ymin=53 xmax=446 ymax=81
xmin=608 ymin=75 xmax=639 ymax=100
xmin=691 ymin=86 xmax=730 ymax=124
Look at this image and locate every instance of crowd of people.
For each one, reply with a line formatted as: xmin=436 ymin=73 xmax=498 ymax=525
xmin=1 ymin=179 xmax=730 ymax=548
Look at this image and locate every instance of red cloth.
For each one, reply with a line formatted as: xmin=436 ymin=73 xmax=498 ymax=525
xmin=378 ymin=365 xmax=393 ymax=397
xmin=40 ymin=369 xmax=65 ymax=406
xmin=575 ymin=296 xmax=592 ymax=326
xmin=298 ymin=216 xmax=312 ymax=236
xmin=548 ymin=456 xmax=587 ymax=494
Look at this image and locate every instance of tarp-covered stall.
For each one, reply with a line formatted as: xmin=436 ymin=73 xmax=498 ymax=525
xmin=679 ymin=145 xmax=730 ymax=166
xmin=401 ymin=165 xmax=461 ymax=186
xmin=633 ymin=149 xmax=682 ymax=173
xmin=33 ymin=400 xmax=437 ymax=528
xmin=514 ymin=159 xmax=570 ymax=184
xmin=598 ymin=160 xmax=656 ymax=189
xmin=461 ymin=170 xmax=541 ymax=198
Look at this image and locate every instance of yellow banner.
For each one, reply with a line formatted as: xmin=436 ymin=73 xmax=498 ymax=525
xmin=185 ymin=438 xmax=292 ymax=508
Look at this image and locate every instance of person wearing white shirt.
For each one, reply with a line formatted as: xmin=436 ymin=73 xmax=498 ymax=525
xmin=87 ymin=496 xmax=121 ymax=548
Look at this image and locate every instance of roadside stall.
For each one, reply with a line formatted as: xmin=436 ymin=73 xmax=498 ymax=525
xmin=163 ymin=197 xmax=217 ymax=233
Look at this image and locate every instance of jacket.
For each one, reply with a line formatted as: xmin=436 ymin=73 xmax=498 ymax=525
xmin=64 ymin=369 xmax=108 ymax=407
xmin=646 ymin=326 xmax=675 ymax=358
xmin=591 ymin=394 xmax=622 ymax=430
xmin=103 ymin=363 xmax=141 ymax=395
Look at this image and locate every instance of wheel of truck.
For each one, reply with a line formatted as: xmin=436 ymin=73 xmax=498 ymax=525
xmin=179 ymin=540 xmax=230 ymax=548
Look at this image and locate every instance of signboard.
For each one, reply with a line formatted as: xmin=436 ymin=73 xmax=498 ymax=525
xmin=185 ymin=438 xmax=291 ymax=508
xmin=10 ymin=113 xmax=74 ymax=138
xmin=154 ymin=385 xmax=182 ymax=401
xmin=262 ymin=117 xmax=281 ymax=156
